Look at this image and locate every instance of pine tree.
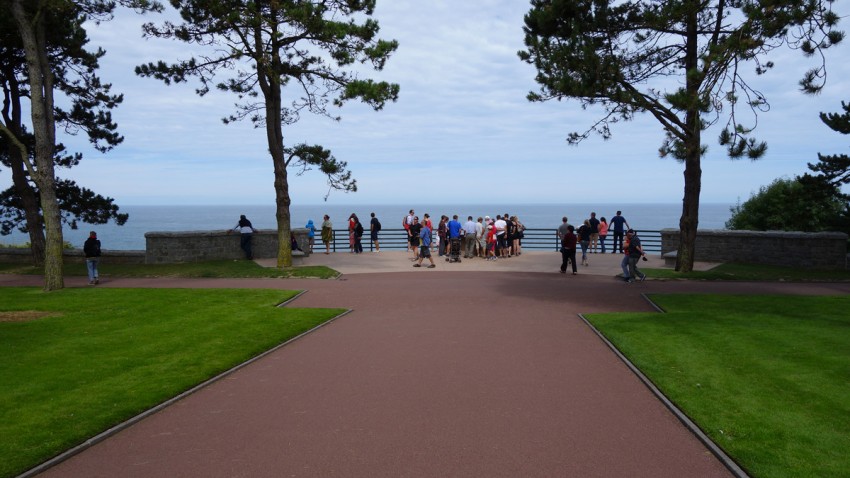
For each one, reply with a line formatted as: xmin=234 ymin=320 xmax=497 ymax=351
xmin=808 ymin=101 xmax=850 ymax=188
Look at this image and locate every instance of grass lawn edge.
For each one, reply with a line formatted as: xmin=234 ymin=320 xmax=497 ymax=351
xmin=577 ymin=305 xmax=751 ymax=478
xmin=17 ymin=305 xmax=353 ymax=478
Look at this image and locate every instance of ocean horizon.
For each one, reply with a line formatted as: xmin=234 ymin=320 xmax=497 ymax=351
xmin=1 ymin=202 xmax=734 ymax=251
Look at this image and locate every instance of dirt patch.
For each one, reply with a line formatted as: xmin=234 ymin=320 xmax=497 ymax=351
xmin=0 ymin=310 xmax=58 ymax=323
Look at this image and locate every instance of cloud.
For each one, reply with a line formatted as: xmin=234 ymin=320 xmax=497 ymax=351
xmin=3 ymin=0 xmax=849 ymax=207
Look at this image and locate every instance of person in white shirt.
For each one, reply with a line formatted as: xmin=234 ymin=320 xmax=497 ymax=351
xmin=494 ymin=215 xmax=508 ymax=257
xmin=231 ymin=215 xmax=257 ymax=259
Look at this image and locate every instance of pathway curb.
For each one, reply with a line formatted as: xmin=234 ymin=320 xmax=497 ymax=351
xmin=578 ymin=308 xmax=751 ymax=478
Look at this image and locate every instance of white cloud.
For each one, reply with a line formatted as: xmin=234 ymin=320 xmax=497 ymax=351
xmin=3 ymin=0 xmax=849 ymax=207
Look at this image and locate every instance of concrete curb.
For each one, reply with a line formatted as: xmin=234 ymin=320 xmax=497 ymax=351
xmin=17 ymin=300 xmax=352 ymax=478
xmin=577 ymin=308 xmax=751 ymax=478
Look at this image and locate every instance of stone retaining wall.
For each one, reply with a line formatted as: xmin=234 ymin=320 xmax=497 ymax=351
xmin=660 ymin=229 xmax=848 ymax=269
xmin=0 ymin=247 xmax=146 ymax=264
xmin=144 ymin=228 xmax=310 ymax=264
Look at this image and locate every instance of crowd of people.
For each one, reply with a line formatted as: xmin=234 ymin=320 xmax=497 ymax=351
xmin=400 ymin=209 xmax=528 ymax=264
xmin=303 ymin=208 xmax=647 ymax=280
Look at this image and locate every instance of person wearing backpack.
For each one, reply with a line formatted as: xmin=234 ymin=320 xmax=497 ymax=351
xmin=370 ymin=212 xmax=382 ymax=252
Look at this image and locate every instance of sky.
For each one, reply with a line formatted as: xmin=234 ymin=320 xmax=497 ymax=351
xmin=3 ymin=0 xmax=850 ymax=208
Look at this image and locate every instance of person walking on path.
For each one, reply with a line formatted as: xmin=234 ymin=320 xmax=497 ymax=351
xmin=305 ymin=219 xmax=316 ymax=253
xmin=413 ymin=220 xmax=436 ymax=268
xmin=320 ymin=215 xmax=333 ymax=254
xmin=462 ymin=216 xmax=477 ymax=259
xmin=588 ymin=212 xmax=600 ymax=253
xmin=423 ymin=214 xmax=434 ymax=252
xmin=609 ymin=210 xmax=630 ymax=254
xmin=231 ymin=214 xmax=257 ymax=260
xmin=369 ymin=213 xmax=382 ymax=252
xmin=559 ymin=225 xmax=578 ymax=275
xmin=598 ymin=217 xmax=609 ymax=254
xmin=83 ymin=231 xmax=102 ymax=285
xmin=577 ymin=219 xmax=592 ymax=266
xmin=626 ymin=229 xmax=647 ymax=282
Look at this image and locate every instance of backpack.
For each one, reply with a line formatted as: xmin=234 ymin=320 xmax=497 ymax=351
xmin=355 ymin=222 xmax=364 ymax=237
xmin=374 ymin=219 xmax=382 ymax=232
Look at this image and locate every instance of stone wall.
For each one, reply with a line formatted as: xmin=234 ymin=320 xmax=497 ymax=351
xmin=144 ymin=228 xmax=310 ymax=264
xmin=660 ymin=229 xmax=848 ymax=269
xmin=0 ymin=247 xmax=145 ymax=264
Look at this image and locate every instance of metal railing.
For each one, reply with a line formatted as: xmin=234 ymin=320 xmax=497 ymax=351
xmin=321 ymin=228 xmax=663 ymax=254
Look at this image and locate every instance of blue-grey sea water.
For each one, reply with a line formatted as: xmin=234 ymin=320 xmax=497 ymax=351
xmin=1 ymin=203 xmax=733 ymax=250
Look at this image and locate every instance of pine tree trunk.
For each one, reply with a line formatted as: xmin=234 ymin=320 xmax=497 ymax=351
xmin=10 ymin=158 xmax=47 ymax=265
xmin=675 ymin=1 xmax=701 ymax=273
xmin=12 ymin=0 xmax=64 ymax=289
xmin=273 ymin=154 xmax=293 ymax=269
xmin=260 ymin=43 xmax=292 ymax=269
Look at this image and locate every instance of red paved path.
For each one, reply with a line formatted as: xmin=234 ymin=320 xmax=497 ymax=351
xmin=6 ymin=271 xmax=848 ymax=477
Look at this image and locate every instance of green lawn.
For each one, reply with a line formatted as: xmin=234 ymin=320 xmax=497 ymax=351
xmin=0 ymin=287 xmax=345 ymax=478
xmin=0 ymin=259 xmax=339 ymax=279
xmin=585 ymin=294 xmax=850 ymax=478
xmin=646 ymin=262 xmax=850 ymax=281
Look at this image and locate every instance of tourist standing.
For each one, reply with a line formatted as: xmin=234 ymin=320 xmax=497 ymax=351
xmin=476 ymin=217 xmax=485 ymax=258
xmin=494 ymin=215 xmax=508 ymax=257
xmin=84 ymin=231 xmax=101 ymax=285
xmin=447 ymin=214 xmax=462 ymax=261
xmin=486 ymin=224 xmax=498 ymax=261
xmin=369 ymin=212 xmax=381 ymax=252
xmin=321 ymin=215 xmax=333 ymax=254
xmin=305 ymin=219 xmax=316 ymax=253
xmin=404 ymin=209 xmax=415 ymax=254
xmin=409 ymin=216 xmax=423 ymax=260
xmin=609 ymin=210 xmax=630 ymax=253
xmin=588 ymin=212 xmax=600 ymax=253
xmin=231 ymin=214 xmax=257 ymax=260
xmin=437 ymin=215 xmax=448 ymax=256
xmin=353 ymin=215 xmax=364 ymax=253
xmin=511 ymin=216 xmax=524 ymax=256
xmin=348 ymin=214 xmax=357 ymax=253
xmin=559 ymin=225 xmax=577 ymax=275
xmin=598 ymin=217 xmax=609 ymax=254
xmin=556 ymin=216 xmax=572 ymax=242
xmin=462 ymin=216 xmax=477 ymax=258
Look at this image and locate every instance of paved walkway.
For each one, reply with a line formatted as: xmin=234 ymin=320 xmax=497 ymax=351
xmin=7 ymin=254 xmax=849 ymax=477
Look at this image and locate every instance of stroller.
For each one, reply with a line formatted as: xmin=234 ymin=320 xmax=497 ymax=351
xmin=447 ymin=237 xmax=462 ymax=263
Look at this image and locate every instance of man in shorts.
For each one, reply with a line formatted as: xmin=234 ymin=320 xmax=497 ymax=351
xmin=413 ymin=220 xmax=436 ymax=268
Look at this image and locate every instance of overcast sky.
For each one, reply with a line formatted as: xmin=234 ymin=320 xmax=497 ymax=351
xmin=4 ymin=1 xmax=849 ymax=207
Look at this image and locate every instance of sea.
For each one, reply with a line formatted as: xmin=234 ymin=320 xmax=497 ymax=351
xmin=1 ymin=203 xmax=733 ymax=251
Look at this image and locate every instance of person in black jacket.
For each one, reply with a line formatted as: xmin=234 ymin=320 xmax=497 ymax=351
xmin=83 ymin=231 xmax=102 ymax=285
